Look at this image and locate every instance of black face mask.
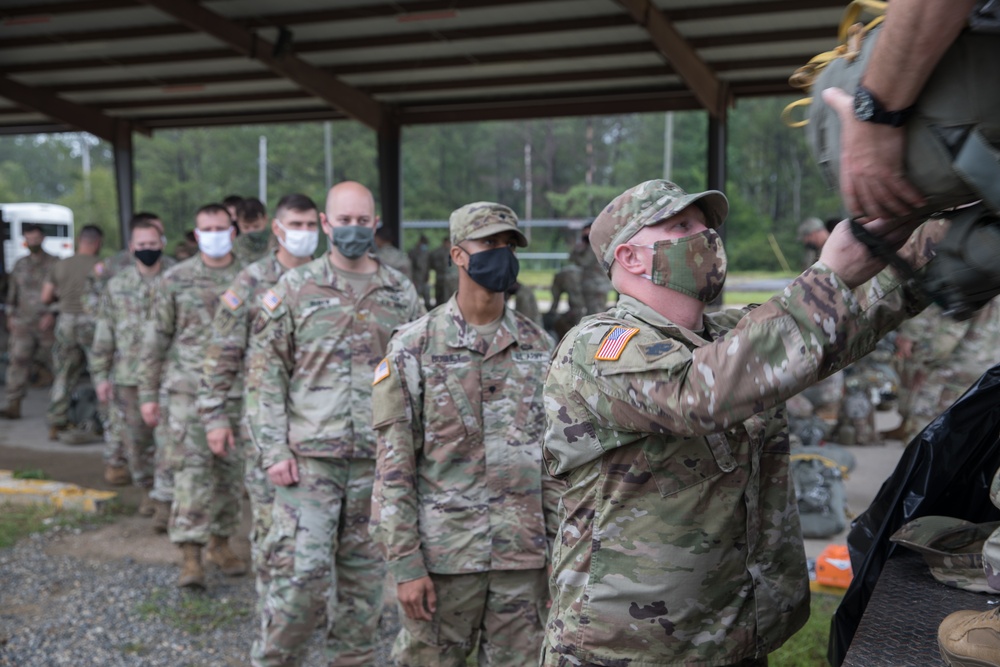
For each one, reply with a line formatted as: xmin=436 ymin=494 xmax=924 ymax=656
xmin=461 ymin=246 xmax=519 ymax=294
xmin=134 ymin=249 xmax=162 ymax=267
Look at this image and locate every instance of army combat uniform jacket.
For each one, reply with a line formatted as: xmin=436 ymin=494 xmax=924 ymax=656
xmin=198 ymin=251 xmax=290 ymax=433
xmin=138 ymin=255 xmax=243 ymax=404
xmin=370 ymin=297 xmax=562 ymax=584
xmin=246 ymin=256 xmax=424 ymax=470
xmin=6 ymin=251 xmax=57 ymax=326
xmin=542 ymin=221 xmax=947 ymax=666
xmin=91 ymin=262 xmax=174 ymax=387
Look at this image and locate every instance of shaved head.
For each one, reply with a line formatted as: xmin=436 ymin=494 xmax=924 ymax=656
xmin=325 ymin=181 xmax=376 ymax=226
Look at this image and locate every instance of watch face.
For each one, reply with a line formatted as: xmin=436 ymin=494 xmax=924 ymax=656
xmin=854 ymin=90 xmax=875 ymax=121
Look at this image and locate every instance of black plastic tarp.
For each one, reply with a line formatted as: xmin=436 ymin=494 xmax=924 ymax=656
xmin=829 ymin=364 xmax=1000 ymax=666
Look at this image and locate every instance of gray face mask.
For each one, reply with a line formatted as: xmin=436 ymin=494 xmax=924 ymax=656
xmin=330 ymin=225 xmax=374 ymax=260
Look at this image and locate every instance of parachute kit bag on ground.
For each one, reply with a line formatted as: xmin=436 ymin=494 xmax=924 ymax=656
xmin=788 ymin=1 xmax=1000 ymax=319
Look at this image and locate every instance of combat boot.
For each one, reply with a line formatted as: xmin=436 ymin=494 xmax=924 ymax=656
xmin=151 ymin=499 xmax=171 ymax=533
xmin=103 ymin=465 xmax=132 ymax=486
xmin=137 ymin=491 xmax=156 ymax=517
xmin=205 ymin=535 xmax=248 ymax=577
xmin=0 ymin=399 xmax=21 ymax=419
xmin=177 ymin=542 xmax=206 ymax=589
xmin=939 ymin=607 xmax=1000 ymax=666
xmin=48 ymin=424 xmax=68 ymax=441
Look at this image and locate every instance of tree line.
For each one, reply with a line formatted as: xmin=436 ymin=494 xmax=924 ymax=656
xmin=0 ymin=96 xmax=841 ymax=271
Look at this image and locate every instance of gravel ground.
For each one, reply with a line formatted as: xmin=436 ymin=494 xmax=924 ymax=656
xmin=0 ymin=523 xmax=400 ymax=667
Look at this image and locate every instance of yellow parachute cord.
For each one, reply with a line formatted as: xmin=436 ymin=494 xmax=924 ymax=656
xmin=789 ymin=452 xmax=851 ymax=479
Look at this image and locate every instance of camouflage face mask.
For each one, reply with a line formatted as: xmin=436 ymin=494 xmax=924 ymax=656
xmin=632 ymin=228 xmax=727 ymax=303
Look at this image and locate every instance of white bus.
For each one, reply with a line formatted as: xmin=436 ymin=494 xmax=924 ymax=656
xmin=0 ymin=203 xmax=75 ymax=272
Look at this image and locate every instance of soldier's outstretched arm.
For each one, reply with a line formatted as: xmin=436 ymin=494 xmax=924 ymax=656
xmin=370 ymin=336 xmax=428 ymax=586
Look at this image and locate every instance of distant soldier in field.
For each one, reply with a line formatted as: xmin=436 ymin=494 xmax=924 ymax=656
xmin=374 ymin=227 xmax=413 ymax=278
xmin=544 ymin=261 xmax=587 ymax=340
xmin=43 ymin=224 xmax=103 ymax=440
xmin=570 ymin=221 xmax=614 ymax=314
xmin=0 ymin=224 xmax=57 ymax=420
xmin=233 ymin=198 xmax=274 ymax=266
xmin=246 ymin=181 xmax=423 ymax=667
xmin=408 ymin=234 xmax=432 ymax=309
xmin=429 ymin=235 xmax=459 ymax=306
xmin=138 ymin=204 xmax=246 ymax=589
xmin=91 ymin=218 xmax=174 ymax=515
xmin=198 ymin=193 xmax=320 ymax=610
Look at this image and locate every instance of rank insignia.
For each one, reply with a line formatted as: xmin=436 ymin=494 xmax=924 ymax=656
xmin=595 ymin=326 xmax=640 ymax=361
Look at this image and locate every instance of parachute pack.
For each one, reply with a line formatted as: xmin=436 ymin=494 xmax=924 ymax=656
xmin=787 ymin=0 xmax=1000 ymax=319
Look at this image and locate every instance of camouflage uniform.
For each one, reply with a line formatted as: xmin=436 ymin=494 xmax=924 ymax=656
xmin=570 ymin=239 xmax=613 ymax=314
xmin=234 ymin=232 xmax=275 ymax=266
xmin=4 ymin=250 xmax=57 ymax=404
xmin=47 ymin=254 xmax=101 ymax=428
xmin=428 ymin=242 xmax=459 ymax=307
xmin=546 ymin=265 xmax=588 ymax=340
xmin=91 ymin=262 xmax=174 ymax=489
xmin=511 ymin=284 xmax=541 ymax=325
xmin=198 ymin=251 xmax=292 ymax=603
xmin=376 ymin=242 xmax=413 ymax=278
xmin=371 ymin=296 xmax=560 ymax=666
xmin=138 ymin=255 xmax=244 ymax=545
xmin=408 ymin=242 xmax=432 ymax=309
xmin=897 ymin=300 xmax=1000 ymax=442
xmin=541 ymin=184 xmax=947 ymax=666
xmin=246 ymin=255 xmax=424 ymax=667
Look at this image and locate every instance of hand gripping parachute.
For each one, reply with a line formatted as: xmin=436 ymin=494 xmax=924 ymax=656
xmin=786 ymin=0 xmax=1000 ymax=319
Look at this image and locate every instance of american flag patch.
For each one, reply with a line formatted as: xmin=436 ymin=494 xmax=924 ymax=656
xmin=595 ymin=326 xmax=640 ymax=361
xmin=372 ymin=357 xmax=391 ymax=385
xmin=221 ymin=289 xmax=242 ymax=311
xmin=262 ymin=289 xmax=282 ymax=312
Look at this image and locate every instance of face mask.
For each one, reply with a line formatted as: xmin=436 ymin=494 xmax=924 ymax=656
xmin=134 ymin=248 xmax=162 ymax=267
xmin=243 ymin=228 xmax=271 ymax=248
xmin=197 ymin=228 xmax=233 ymax=258
xmin=330 ymin=225 xmax=374 ymax=260
xmin=276 ymin=221 xmax=319 ymax=258
xmin=631 ymin=228 xmax=727 ymax=303
xmin=460 ymin=245 xmax=520 ymax=294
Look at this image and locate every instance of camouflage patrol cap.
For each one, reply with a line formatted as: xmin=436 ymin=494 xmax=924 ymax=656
xmin=797 ymin=217 xmax=826 ymax=241
xmin=449 ymin=202 xmax=527 ymax=247
xmin=589 ymin=179 xmax=728 ymax=274
xmin=890 ymin=516 xmax=1000 ymax=593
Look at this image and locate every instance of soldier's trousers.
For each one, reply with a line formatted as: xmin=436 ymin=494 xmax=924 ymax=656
xmin=47 ymin=313 xmax=95 ymax=426
xmin=165 ymin=391 xmax=243 ymax=545
xmin=150 ymin=389 xmax=174 ymax=503
xmin=103 ymin=385 xmax=155 ymax=488
xmin=240 ymin=421 xmax=276 ymax=606
xmin=540 ymin=647 xmax=768 ymax=667
xmin=102 ymin=388 xmax=127 ymax=469
xmin=251 ymin=457 xmax=382 ymax=667
xmin=5 ymin=319 xmax=54 ymax=403
xmin=393 ymin=569 xmax=547 ymax=667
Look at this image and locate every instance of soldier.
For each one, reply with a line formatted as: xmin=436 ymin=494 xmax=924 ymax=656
xmin=570 ymin=221 xmax=614 ymax=314
xmin=507 ymin=280 xmax=541 ymax=325
xmin=89 ymin=212 xmax=170 ymax=487
xmin=233 ymin=197 xmax=273 ymax=266
xmin=371 ymin=202 xmax=560 ymax=666
xmin=91 ymin=218 xmax=174 ymax=515
xmin=374 ymin=227 xmax=413 ymax=278
xmin=174 ymin=230 xmax=199 ymax=261
xmin=0 ymin=224 xmax=58 ymax=419
xmin=428 ymin=235 xmax=459 ymax=306
xmin=138 ymin=204 xmax=245 ymax=588
xmin=541 ymin=179 xmax=947 ymax=666
xmin=797 ymin=216 xmax=829 ymax=269
xmin=544 ymin=263 xmax=587 ymax=340
xmin=43 ymin=224 xmax=103 ymax=440
xmin=408 ymin=234 xmax=432 ymax=309
xmin=246 ymin=181 xmax=424 ymax=667
xmin=197 ymin=193 xmax=320 ymax=611
xmin=223 ymin=194 xmax=244 ymax=224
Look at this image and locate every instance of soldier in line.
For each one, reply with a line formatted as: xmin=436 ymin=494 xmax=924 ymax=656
xmin=544 ymin=261 xmax=587 ymax=341
xmin=570 ymin=221 xmax=614 ymax=314
xmin=507 ymin=281 xmax=541 ymax=325
xmin=408 ymin=234 xmax=432 ymax=309
xmin=0 ymin=224 xmax=58 ymax=420
xmin=233 ymin=197 xmax=273 ymax=266
xmin=174 ymin=231 xmax=199 ymax=261
xmin=197 ymin=193 xmax=320 ymax=612
xmin=428 ymin=235 xmax=458 ymax=306
xmin=245 ymin=181 xmax=423 ymax=667
xmin=541 ymin=179 xmax=946 ymax=666
xmin=374 ymin=227 xmax=413 ymax=278
xmin=138 ymin=204 xmax=246 ymax=589
xmin=223 ymin=194 xmax=244 ymax=224
xmin=42 ymin=224 xmax=103 ymax=440
xmin=371 ymin=202 xmax=560 ymax=666
xmin=88 ymin=212 xmax=171 ymax=487
xmin=91 ymin=217 xmax=174 ymax=517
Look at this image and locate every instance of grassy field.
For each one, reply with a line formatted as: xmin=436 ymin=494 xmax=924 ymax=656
xmin=771 ymin=593 xmax=844 ymax=667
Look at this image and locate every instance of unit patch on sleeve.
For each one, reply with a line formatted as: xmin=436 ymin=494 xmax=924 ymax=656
xmin=372 ymin=357 xmax=391 ymax=385
xmin=262 ymin=289 xmax=282 ymax=313
xmin=221 ymin=289 xmax=243 ymax=311
xmin=595 ymin=326 xmax=640 ymax=361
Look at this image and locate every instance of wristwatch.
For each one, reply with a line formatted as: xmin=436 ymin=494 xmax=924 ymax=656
xmin=853 ymin=85 xmax=915 ymax=127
